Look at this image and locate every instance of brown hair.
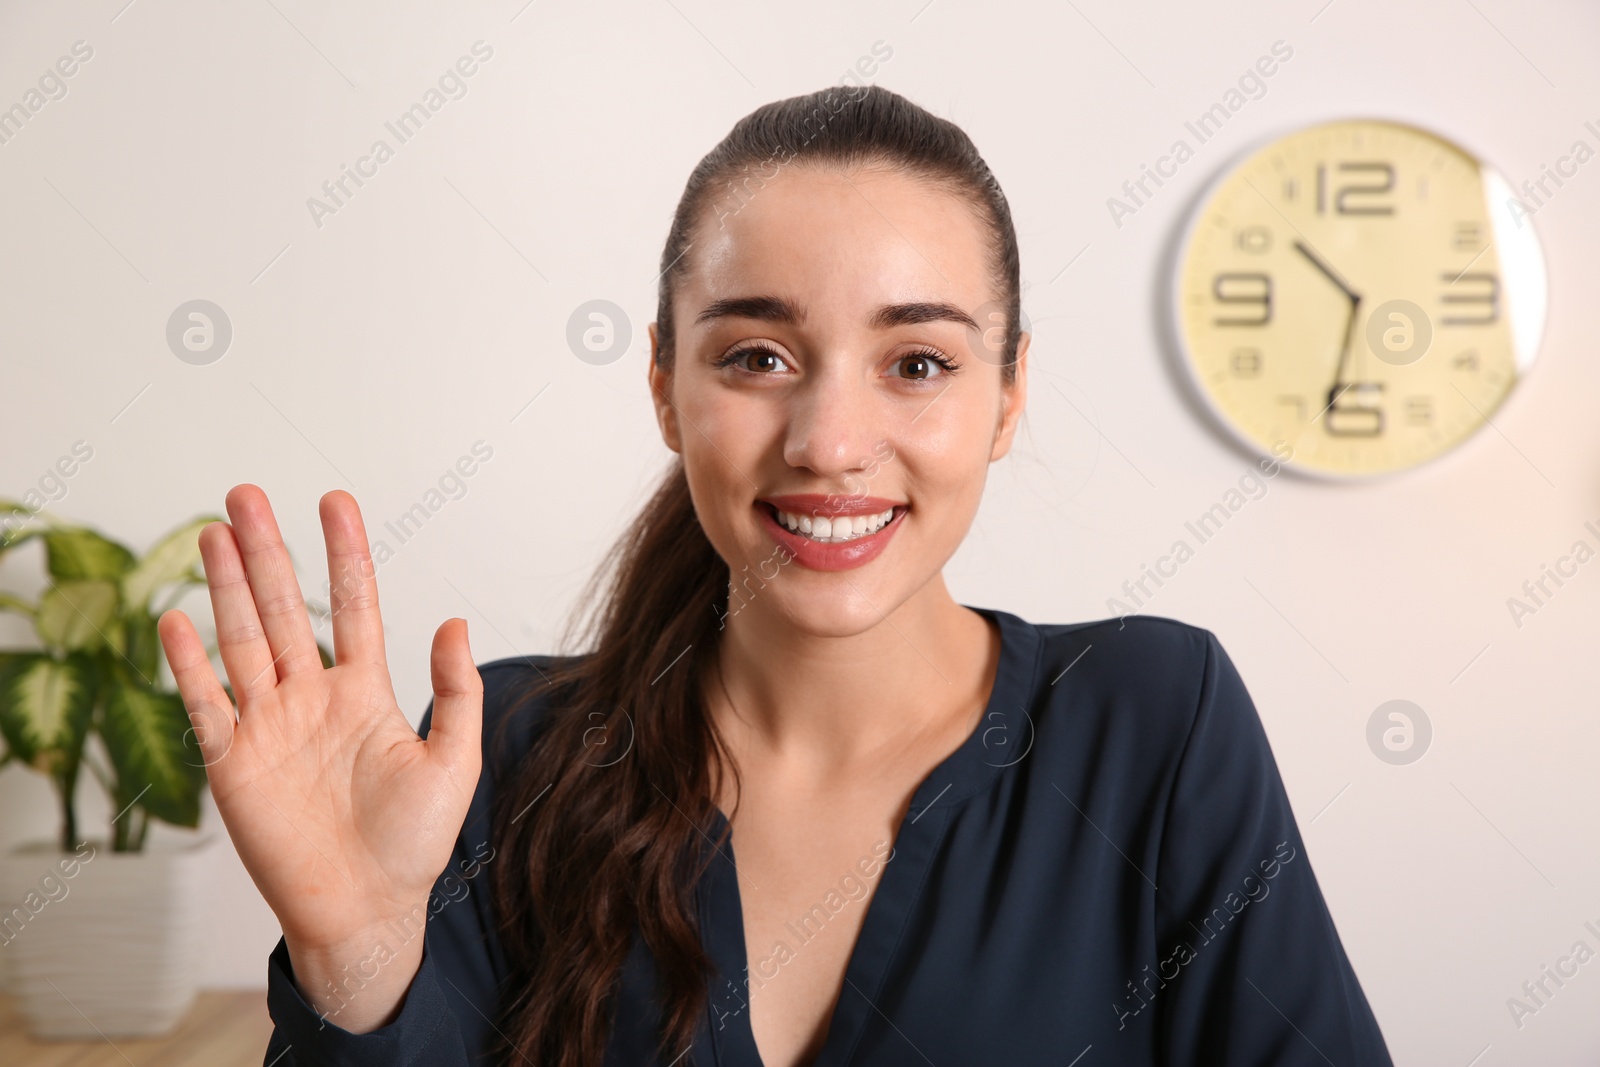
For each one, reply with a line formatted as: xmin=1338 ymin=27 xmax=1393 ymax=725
xmin=488 ymin=82 xmax=1022 ymax=1066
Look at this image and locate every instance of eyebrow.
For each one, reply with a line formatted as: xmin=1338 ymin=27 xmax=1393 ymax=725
xmin=694 ymin=295 xmax=980 ymax=332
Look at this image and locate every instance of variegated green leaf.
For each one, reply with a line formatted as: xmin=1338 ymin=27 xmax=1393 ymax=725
xmin=35 ymin=580 xmax=119 ymax=651
xmin=0 ymin=652 xmax=95 ymax=773
xmin=120 ymin=613 xmax=165 ymax=684
xmin=102 ymin=679 xmax=207 ymax=828
xmin=42 ymin=528 xmax=136 ymax=582
xmin=121 ymin=515 xmax=222 ymax=612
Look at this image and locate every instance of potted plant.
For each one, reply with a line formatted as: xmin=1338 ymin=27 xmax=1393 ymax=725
xmin=0 ymin=499 xmax=329 ymax=1038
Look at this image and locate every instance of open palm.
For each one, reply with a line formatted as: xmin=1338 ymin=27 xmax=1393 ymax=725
xmin=157 ymin=485 xmax=482 ymax=954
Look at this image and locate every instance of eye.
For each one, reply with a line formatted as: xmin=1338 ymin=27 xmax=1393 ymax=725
xmin=890 ymin=347 xmax=961 ymax=383
xmin=713 ymin=342 xmax=792 ymax=375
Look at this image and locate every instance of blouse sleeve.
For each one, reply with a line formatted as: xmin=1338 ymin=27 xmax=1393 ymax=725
xmin=1152 ymin=630 xmax=1393 ymax=1066
xmin=259 ymin=683 xmax=515 ymax=1066
xmin=262 ymin=925 xmax=471 ymax=1066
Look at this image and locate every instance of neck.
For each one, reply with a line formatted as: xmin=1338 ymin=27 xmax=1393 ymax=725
xmin=706 ymin=576 xmax=996 ymax=784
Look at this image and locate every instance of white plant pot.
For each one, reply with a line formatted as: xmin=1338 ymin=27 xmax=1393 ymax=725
xmin=0 ymin=833 xmax=213 ymax=1039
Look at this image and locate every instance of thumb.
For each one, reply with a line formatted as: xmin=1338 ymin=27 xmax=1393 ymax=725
xmin=427 ymin=617 xmax=483 ymax=774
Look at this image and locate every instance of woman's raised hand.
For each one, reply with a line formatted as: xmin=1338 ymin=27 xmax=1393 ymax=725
xmin=157 ymin=485 xmax=483 ymax=1029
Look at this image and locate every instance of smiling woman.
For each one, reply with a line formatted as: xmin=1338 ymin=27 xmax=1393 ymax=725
xmin=156 ymin=83 xmax=1392 ymax=1067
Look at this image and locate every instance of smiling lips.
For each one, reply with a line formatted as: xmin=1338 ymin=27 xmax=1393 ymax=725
xmin=756 ymin=494 xmax=906 ymax=571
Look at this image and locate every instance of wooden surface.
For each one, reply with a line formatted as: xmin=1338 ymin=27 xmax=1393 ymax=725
xmin=0 ymin=991 xmax=273 ymax=1066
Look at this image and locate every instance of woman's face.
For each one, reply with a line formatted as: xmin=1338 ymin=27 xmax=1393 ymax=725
xmin=648 ymin=164 xmax=1028 ymax=638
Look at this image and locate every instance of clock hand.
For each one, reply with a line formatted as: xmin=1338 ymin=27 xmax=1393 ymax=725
xmin=1327 ymin=291 xmax=1361 ymax=408
xmin=1293 ymin=240 xmax=1361 ymax=304
xmin=1293 ymin=240 xmax=1365 ymax=410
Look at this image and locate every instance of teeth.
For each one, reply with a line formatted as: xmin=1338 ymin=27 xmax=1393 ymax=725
xmin=773 ymin=507 xmax=896 ymax=543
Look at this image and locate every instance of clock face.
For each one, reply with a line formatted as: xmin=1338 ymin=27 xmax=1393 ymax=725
xmin=1171 ymin=118 xmax=1547 ymax=478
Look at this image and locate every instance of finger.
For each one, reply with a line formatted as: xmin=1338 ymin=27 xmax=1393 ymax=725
xmin=198 ymin=519 xmax=280 ymax=706
xmin=224 ymin=484 xmax=324 ymax=679
xmin=158 ymin=608 xmax=237 ymax=770
xmin=425 ymin=618 xmax=483 ymax=778
xmin=320 ymin=490 xmax=388 ymax=667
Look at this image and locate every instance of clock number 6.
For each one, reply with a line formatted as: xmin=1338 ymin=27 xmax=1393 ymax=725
xmin=1325 ymin=382 xmax=1385 ymax=437
xmin=1212 ymin=272 xmax=1272 ymax=326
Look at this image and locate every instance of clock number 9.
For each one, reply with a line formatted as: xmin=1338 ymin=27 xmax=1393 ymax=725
xmin=1212 ymin=272 xmax=1272 ymax=326
xmin=1316 ymin=161 xmax=1395 ymax=216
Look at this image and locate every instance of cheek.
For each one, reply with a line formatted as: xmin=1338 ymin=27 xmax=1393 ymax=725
xmin=677 ymin=410 xmax=767 ymax=562
xmin=674 ymin=392 xmax=741 ymax=477
xmin=907 ymin=374 xmax=1004 ymax=444
xmin=900 ymin=410 xmax=996 ymax=496
xmin=915 ymin=462 xmax=988 ymax=532
xmin=888 ymin=420 xmax=996 ymax=553
xmin=677 ymin=379 xmax=778 ymax=467
xmin=681 ymin=448 xmax=740 ymax=538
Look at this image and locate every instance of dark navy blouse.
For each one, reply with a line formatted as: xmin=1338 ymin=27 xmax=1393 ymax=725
xmin=263 ymin=606 xmax=1393 ymax=1065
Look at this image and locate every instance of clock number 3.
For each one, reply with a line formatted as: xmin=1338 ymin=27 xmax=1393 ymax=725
xmin=1439 ymin=272 xmax=1499 ymax=325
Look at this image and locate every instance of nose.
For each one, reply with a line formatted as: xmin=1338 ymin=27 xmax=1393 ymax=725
xmin=781 ymin=360 xmax=883 ymax=479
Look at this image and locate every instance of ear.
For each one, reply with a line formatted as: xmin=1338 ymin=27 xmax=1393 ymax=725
xmin=989 ymin=329 xmax=1029 ymax=462
xmin=647 ymin=322 xmax=683 ymax=454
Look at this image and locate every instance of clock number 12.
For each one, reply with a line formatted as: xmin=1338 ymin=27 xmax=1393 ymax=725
xmin=1316 ymin=161 xmax=1395 ymax=216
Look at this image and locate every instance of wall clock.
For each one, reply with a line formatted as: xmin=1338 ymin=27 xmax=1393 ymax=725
xmin=1169 ymin=118 xmax=1547 ymax=478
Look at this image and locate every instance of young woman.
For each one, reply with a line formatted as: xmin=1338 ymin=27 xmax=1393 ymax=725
xmin=158 ymin=85 xmax=1392 ymax=1067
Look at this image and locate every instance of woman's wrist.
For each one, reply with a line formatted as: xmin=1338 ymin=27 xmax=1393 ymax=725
xmin=282 ymin=912 xmax=429 ymax=1034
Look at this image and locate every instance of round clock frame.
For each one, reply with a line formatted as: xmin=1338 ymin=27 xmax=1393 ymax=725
xmin=1166 ymin=116 xmax=1547 ymax=480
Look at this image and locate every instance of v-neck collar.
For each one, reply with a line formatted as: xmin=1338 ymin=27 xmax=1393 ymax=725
xmin=695 ymin=605 xmax=1043 ymax=1066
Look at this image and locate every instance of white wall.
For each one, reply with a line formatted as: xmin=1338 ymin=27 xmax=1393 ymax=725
xmin=2 ymin=0 xmax=1597 ymax=1061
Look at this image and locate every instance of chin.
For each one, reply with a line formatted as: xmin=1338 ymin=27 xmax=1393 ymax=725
xmin=737 ymin=582 xmax=897 ymax=639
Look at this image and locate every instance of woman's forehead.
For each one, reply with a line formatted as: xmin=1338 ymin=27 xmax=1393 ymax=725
xmin=682 ymin=168 xmax=994 ymax=325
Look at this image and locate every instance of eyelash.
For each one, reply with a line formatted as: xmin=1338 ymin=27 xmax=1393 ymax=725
xmin=712 ymin=343 xmax=962 ymax=383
